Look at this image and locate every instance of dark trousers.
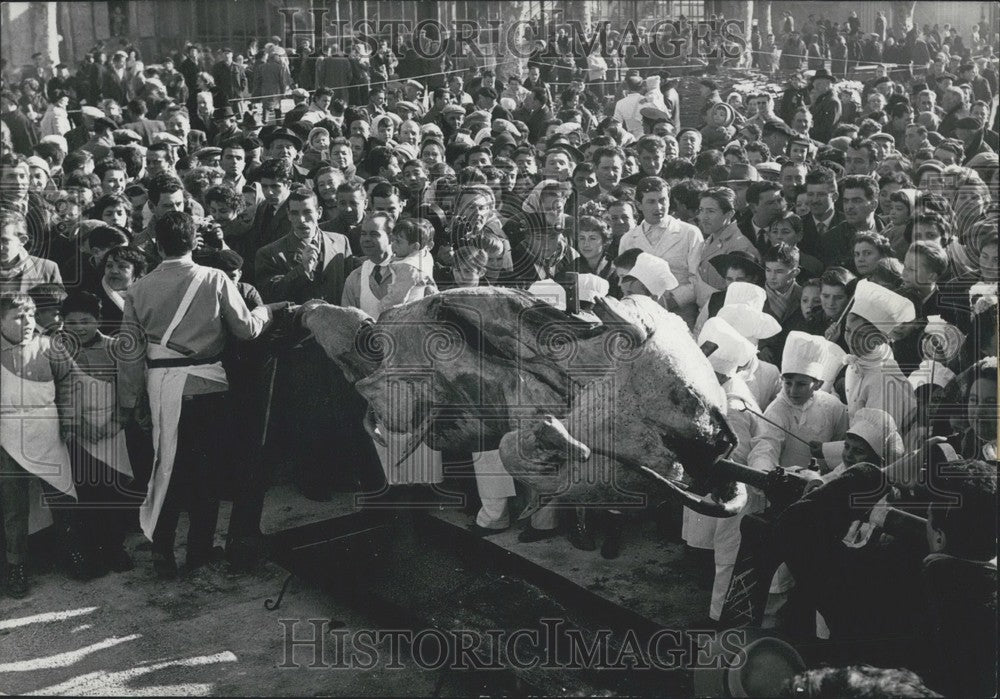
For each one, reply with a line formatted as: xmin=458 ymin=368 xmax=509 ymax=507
xmin=1 ymin=446 xmax=78 ymax=565
xmin=151 ymin=392 xmax=230 ymax=560
xmin=68 ymin=438 xmax=141 ymax=552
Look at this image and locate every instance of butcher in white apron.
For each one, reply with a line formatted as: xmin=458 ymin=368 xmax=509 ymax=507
xmin=117 ymin=219 xmax=274 ymax=577
xmin=1 ymin=291 xmax=78 ymax=597
xmin=62 ymin=290 xmax=138 ymax=572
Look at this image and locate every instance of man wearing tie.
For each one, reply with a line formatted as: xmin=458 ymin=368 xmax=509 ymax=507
xmin=800 ymin=166 xmax=843 ymax=258
xmin=342 ymin=212 xmax=395 ymax=318
xmin=255 ymin=191 xmax=375 ymax=501
xmin=739 ymin=181 xmax=787 ymax=253
xmin=254 ymin=188 xmax=353 ymax=305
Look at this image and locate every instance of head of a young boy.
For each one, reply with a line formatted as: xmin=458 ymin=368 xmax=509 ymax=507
xmin=842 ymin=432 xmax=882 ymax=467
xmin=29 ymin=285 xmax=65 ymax=335
xmin=844 ymin=312 xmax=888 ymax=356
xmin=767 ymin=213 xmax=804 ymax=248
xmin=800 ymin=280 xmax=822 ymax=319
xmin=781 ymin=372 xmax=822 ymax=405
xmin=763 ymin=242 xmax=799 ymax=293
xmin=390 ymin=218 xmax=432 ymax=259
xmin=0 ymin=293 xmax=36 ymax=345
xmin=63 ymin=308 xmax=100 ymax=345
xmin=619 ymin=274 xmax=655 ymax=298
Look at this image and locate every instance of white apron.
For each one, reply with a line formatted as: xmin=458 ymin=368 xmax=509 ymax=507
xmin=140 ymin=270 xmax=228 ymax=539
xmin=73 ymin=369 xmax=133 ymax=479
xmin=373 ymin=422 xmax=443 ymax=486
xmin=0 ymin=363 xmax=76 ymax=499
xmin=473 ymin=450 xmax=516 ymax=529
xmin=358 ymin=260 xmax=382 ymax=319
xmin=682 ymin=508 xmax=717 ymax=549
xmin=2 ymin=362 xmax=77 ymax=532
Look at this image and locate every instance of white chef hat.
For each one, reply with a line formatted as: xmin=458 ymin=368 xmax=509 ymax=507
xmin=846 ymin=408 xmax=904 ymax=465
xmin=723 ymin=281 xmax=767 ymax=312
xmin=969 ymin=282 xmax=998 ymax=316
xmin=576 ymin=273 xmax=610 ymax=304
xmin=820 ymin=342 xmax=847 ymax=384
xmin=717 ymin=303 xmax=781 ymax=343
xmin=527 ymin=279 xmax=566 ymax=311
xmin=699 ymin=317 xmax=757 ymax=378
xmin=781 ymin=331 xmax=832 ymax=381
xmin=907 ymin=359 xmax=956 ymax=390
xmin=645 ymin=75 xmax=661 ymax=94
xmin=627 ymin=252 xmax=679 ymax=299
xmin=849 ymin=279 xmax=916 ymax=334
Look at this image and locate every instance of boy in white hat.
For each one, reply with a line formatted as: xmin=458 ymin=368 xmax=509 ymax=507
xmin=843 ymin=280 xmax=918 ymax=442
xmin=716 ymin=281 xmax=783 ymax=410
xmin=617 ymin=251 xmax=680 ymax=310
xmin=747 ymin=330 xmax=850 ymax=626
xmin=693 ymin=317 xmax=768 ymax=621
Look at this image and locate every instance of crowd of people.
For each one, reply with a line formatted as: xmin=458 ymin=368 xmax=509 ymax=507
xmin=0 ymin=8 xmax=997 ymax=698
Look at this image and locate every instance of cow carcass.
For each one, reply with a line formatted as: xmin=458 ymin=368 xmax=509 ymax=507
xmin=298 ymin=288 xmax=747 ymax=516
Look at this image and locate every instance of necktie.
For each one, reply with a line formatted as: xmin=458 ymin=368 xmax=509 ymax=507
xmin=372 ymin=264 xmax=384 ymax=285
xmin=816 ymin=220 xmax=827 ymax=236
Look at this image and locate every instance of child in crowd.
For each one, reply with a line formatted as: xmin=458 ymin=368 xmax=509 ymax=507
xmin=715 ymin=281 xmax=783 ymax=411
xmin=28 ymin=282 xmax=67 ymax=335
xmin=766 ymin=212 xmax=823 ymax=281
xmin=0 ymin=292 xmax=80 ymax=597
xmin=61 ymin=290 xmax=137 ymax=574
xmin=757 ymin=242 xmax=802 ymax=364
xmin=614 ymin=250 xmax=678 ymax=306
xmin=843 ymin=280 xmax=919 ymax=441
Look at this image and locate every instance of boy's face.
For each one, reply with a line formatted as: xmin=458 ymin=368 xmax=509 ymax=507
xmin=842 ymin=433 xmax=881 ymax=467
xmin=794 ymin=193 xmax=811 ymax=217
xmin=35 ymin=306 xmax=62 ymax=334
xmin=390 ymin=231 xmax=420 ymax=258
xmin=63 ymin=310 xmax=99 ymax=345
xmin=1 ymin=304 xmax=35 ymax=343
xmin=401 ymin=165 xmax=428 ymax=194
xmin=800 ymin=285 xmax=822 ymax=318
xmin=782 ymin=373 xmax=820 ymax=405
xmin=767 ymin=220 xmax=801 ymax=247
xmin=764 ymin=260 xmax=797 ymax=291
xmin=208 ymin=199 xmax=239 ymax=223
xmin=820 ymin=283 xmax=847 ymax=320
xmin=619 ymin=275 xmax=653 ymax=298
xmin=573 ymin=169 xmax=597 ymax=191
xmin=844 ymin=312 xmax=886 ymax=356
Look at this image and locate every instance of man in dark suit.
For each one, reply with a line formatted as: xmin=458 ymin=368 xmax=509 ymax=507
xmin=100 ymin=51 xmax=132 ymax=105
xmin=739 ymin=181 xmax=788 ymax=253
xmin=254 ymin=189 xmax=353 ymax=305
xmin=801 ymin=165 xmax=844 ymax=258
xmin=243 ymin=158 xmax=294 ymax=285
xmin=808 ymin=69 xmax=842 ymax=144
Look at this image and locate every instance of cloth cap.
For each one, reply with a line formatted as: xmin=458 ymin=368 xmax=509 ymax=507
xmin=420 ymin=123 xmax=444 ymax=139
xmin=846 ymin=408 xmax=904 ymax=464
xmin=395 ymin=100 xmax=420 ymax=113
xmin=717 ymin=303 xmax=781 ymax=342
xmin=907 ymin=359 xmax=956 ymax=390
xmin=870 ymin=132 xmax=895 ymax=143
xmin=499 ymin=97 xmax=517 ymax=112
xmin=442 ymin=103 xmax=466 ymax=116
xmin=724 ymin=281 xmax=767 ymax=312
xmin=194 ymin=146 xmax=222 ymax=159
xmin=693 ymin=632 xmax=806 ymax=699
xmin=40 ymin=135 xmax=68 ymax=153
xmin=576 ymin=273 xmax=610 ymax=304
xmin=527 ymin=279 xmax=566 ymax=311
xmin=113 ymin=128 xmax=142 ymax=144
xmin=473 ymin=127 xmax=493 ymax=145
xmin=628 ymin=252 xmax=679 ymax=298
xmin=394 ymin=143 xmax=418 ymax=161
xmin=755 ymin=161 xmax=781 ymax=180
xmin=782 ymin=331 xmax=833 ymax=380
xmin=81 ymin=105 xmax=105 ymax=120
xmin=699 ymin=317 xmax=757 ymax=378
xmin=850 ymin=279 xmax=916 ymax=333
xmin=151 ymin=132 xmax=184 ymax=146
